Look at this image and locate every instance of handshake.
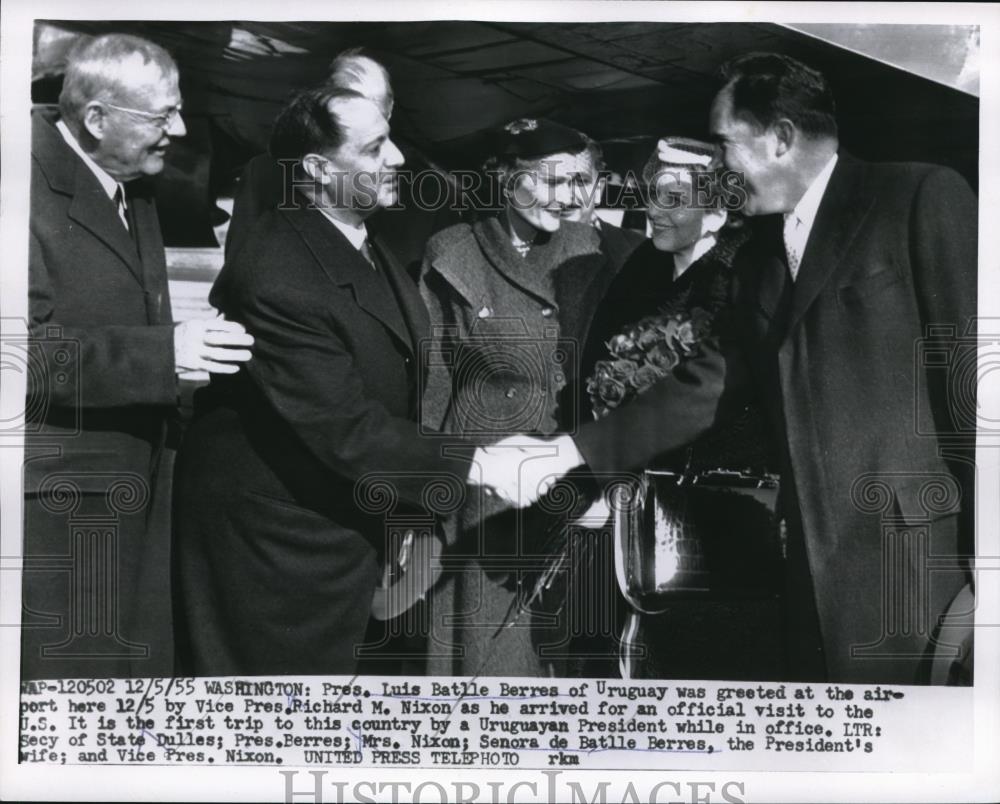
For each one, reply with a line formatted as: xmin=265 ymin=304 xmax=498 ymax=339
xmin=466 ymin=434 xmax=585 ymax=508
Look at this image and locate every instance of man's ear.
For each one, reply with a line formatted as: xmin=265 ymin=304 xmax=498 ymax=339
xmin=301 ymin=154 xmax=329 ymax=184
xmin=772 ymin=118 xmax=796 ymax=158
xmin=701 ymin=208 xmax=727 ymax=236
xmin=82 ymin=102 xmax=107 ymax=141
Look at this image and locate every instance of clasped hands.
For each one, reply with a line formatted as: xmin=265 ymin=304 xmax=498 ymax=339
xmin=467 ymin=434 xmax=585 ymax=508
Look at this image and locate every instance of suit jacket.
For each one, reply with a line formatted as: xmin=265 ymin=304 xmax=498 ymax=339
xmin=173 ymin=200 xmax=473 ymax=676
xmin=26 ymin=110 xmax=177 ymax=494
xmin=736 ymin=153 xmax=977 ymax=683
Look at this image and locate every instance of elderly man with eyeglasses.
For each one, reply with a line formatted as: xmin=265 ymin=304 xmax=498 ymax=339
xmin=24 ymin=33 xmax=252 ymax=680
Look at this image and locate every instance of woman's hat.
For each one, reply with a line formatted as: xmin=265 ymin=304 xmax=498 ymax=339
xmin=654 ymin=136 xmax=716 ymax=169
xmin=496 ymin=117 xmax=588 ymax=159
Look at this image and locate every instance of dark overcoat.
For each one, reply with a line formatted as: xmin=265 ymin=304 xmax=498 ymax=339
xmin=173 ymin=200 xmax=472 ymax=676
xmin=734 ymin=153 xmax=977 ymax=683
xmin=24 ymin=110 xmax=177 ymax=679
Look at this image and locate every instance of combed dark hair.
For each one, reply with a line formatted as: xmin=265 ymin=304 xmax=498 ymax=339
xmin=718 ymin=52 xmax=837 ymax=139
xmin=268 ymin=85 xmax=365 ymax=167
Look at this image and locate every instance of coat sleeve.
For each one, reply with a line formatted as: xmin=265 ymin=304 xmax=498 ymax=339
xmin=909 ymin=167 xmax=977 ymax=331
xmin=572 ymin=332 xmax=750 ymax=475
xmin=908 ymin=166 xmax=978 ymax=443
xmin=27 ymin=229 xmax=177 ymax=409
xmin=230 ymin=253 xmax=473 ymax=509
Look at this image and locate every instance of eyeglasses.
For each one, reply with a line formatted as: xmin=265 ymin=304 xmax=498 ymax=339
xmin=102 ymin=101 xmax=183 ymax=130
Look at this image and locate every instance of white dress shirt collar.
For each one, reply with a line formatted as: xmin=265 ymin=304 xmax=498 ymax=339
xmin=317 ymin=206 xmax=370 ymax=252
xmin=785 ymin=152 xmax=839 ymax=241
xmin=55 ymin=119 xmax=123 ymax=202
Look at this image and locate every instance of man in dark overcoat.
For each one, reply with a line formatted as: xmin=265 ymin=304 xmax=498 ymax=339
xmin=706 ymin=52 xmax=977 ymax=683
xmin=173 ymin=85 xmax=473 ymax=676
xmin=24 ymin=33 xmax=251 ymax=679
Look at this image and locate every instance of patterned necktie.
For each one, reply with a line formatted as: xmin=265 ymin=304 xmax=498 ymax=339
xmin=782 ymin=213 xmax=802 ymax=281
xmin=114 ymin=184 xmax=130 ymax=234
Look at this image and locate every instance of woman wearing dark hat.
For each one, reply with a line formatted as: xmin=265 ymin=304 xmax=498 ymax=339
xmin=569 ymin=137 xmax=782 ymax=680
xmin=419 ymin=118 xmax=613 ymax=677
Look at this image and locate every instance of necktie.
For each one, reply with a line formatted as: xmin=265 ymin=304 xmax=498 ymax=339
xmin=783 ymin=213 xmax=802 ymax=281
xmin=359 ymin=238 xmax=377 ymax=270
xmin=114 ymin=184 xmax=130 ymax=234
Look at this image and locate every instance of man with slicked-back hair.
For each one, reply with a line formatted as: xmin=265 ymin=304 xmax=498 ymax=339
xmin=224 ymin=48 xmax=394 ymax=260
xmin=709 ymin=52 xmax=976 ymax=684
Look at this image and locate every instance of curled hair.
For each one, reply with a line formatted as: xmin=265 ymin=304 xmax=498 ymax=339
xmin=268 ymin=85 xmax=365 ymax=170
xmin=58 ymin=33 xmax=178 ymax=126
xmin=718 ymin=52 xmax=837 ymax=139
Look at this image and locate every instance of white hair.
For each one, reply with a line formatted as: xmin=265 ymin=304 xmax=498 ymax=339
xmin=328 ymin=48 xmax=394 ymax=117
xmin=58 ymin=33 xmax=178 ymax=127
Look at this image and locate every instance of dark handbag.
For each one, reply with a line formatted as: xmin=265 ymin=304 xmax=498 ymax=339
xmin=614 ymin=468 xmax=784 ymax=614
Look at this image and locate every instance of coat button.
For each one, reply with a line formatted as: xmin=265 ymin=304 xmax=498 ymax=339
xmin=541 ymin=307 xmax=554 ymax=317
xmin=505 ymin=388 xmax=517 ymax=399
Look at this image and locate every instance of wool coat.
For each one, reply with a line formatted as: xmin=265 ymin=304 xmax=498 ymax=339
xmin=173 ymin=200 xmax=472 ymax=676
xmin=733 ymin=154 xmax=977 ymax=683
xmin=418 ymin=215 xmax=621 ymax=676
xmin=23 ymin=110 xmax=178 ymax=679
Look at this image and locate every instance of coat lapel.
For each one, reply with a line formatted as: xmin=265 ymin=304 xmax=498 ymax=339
xmin=65 ymin=169 xmax=144 ymax=286
xmin=130 ymin=183 xmax=173 ymax=325
xmin=32 ymin=113 xmax=145 ymax=287
xmin=284 ymin=206 xmax=414 ymax=354
xmin=750 ymin=215 xmax=790 ymax=323
xmin=472 ymin=216 xmax=562 ymax=307
xmin=784 ymin=154 xmax=874 ymax=335
xmin=372 ymin=232 xmax=429 ymax=356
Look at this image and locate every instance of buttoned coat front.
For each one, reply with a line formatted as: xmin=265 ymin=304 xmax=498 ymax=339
xmin=418 ymin=216 xmax=608 ymax=675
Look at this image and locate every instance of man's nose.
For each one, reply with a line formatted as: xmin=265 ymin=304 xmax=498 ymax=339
xmin=384 ymin=139 xmax=404 ymax=168
xmin=167 ymin=112 xmax=186 ymax=138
